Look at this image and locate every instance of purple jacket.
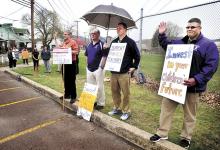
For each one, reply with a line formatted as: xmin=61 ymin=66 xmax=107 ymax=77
xmin=159 ymin=33 xmax=219 ymax=93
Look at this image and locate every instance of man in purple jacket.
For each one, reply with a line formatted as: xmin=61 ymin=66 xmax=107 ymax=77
xmin=150 ymin=18 xmax=219 ymax=149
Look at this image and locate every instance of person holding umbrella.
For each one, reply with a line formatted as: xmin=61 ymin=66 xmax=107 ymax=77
xmin=108 ymin=22 xmax=140 ymax=120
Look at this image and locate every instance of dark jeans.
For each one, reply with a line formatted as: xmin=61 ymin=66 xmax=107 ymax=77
xmin=9 ymin=59 xmax=16 ymax=68
xmin=33 ymin=60 xmax=39 ymax=70
xmin=62 ymin=62 xmax=77 ymax=99
xmin=23 ymin=59 xmax=28 ymax=64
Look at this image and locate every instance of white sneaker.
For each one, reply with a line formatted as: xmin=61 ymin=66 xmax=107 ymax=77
xmin=64 ymin=98 xmax=71 ymax=102
xmin=120 ymin=113 xmax=130 ymax=120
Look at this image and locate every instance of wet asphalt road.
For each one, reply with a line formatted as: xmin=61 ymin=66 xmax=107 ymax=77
xmin=0 ymin=71 xmax=142 ymax=150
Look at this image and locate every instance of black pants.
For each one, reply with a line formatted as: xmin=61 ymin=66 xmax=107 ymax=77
xmin=62 ymin=62 xmax=77 ymax=99
xmin=33 ymin=60 xmax=39 ymax=70
xmin=9 ymin=59 xmax=16 ymax=68
xmin=23 ymin=59 xmax=28 ymax=64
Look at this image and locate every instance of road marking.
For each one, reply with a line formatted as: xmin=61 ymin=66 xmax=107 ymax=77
xmin=0 ymin=87 xmax=21 ymax=92
xmin=0 ymin=80 xmax=14 ymax=83
xmin=0 ymin=117 xmax=63 ymax=144
xmin=0 ymin=96 xmax=42 ymax=108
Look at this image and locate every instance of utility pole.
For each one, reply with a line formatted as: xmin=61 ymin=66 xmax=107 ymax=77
xmin=139 ymin=8 xmax=143 ymax=55
xmin=137 ymin=8 xmax=143 ymax=73
xmin=31 ymin=0 xmax=34 ymax=51
xmin=74 ymin=20 xmax=80 ymax=39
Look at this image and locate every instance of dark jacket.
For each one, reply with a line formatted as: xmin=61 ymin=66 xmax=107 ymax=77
xmin=158 ymin=33 xmax=219 ymax=93
xmin=110 ymin=35 xmax=140 ymax=74
xmin=41 ymin=49 xmax=51 ymax=60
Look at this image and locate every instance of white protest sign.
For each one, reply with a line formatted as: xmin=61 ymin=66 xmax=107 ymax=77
xmin=53 ymin=48 xmax=72 ymax=64
xmin=158 ymin=44 xmax=194 ymax=104
xmin=104 ymin=43 xmax=127 ymax=72
xmin=77 ymin=83 xmax=98 ymax=121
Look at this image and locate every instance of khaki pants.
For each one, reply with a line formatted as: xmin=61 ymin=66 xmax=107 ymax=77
xmin=111 ymin=73 xmax=130 ymax=113
xmin=87 ymin=68 xmax=105 ymax=106
xmin=156 ymin=93 xmax=200 ymax=140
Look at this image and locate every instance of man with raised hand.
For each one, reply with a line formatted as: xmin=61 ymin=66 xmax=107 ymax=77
xmin=150 ymin=18 xmax=219 ymax=149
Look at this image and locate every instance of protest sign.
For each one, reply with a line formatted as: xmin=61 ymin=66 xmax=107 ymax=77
xmin=53 ymin=48 xmax=72 ymax=64
xmin=77 ymin=83 xmax=98 ymax=121
xmin=104 ymin=43 xmax=127 ymax=72
xmin=158 ymin=44 xmax=194 ymax=104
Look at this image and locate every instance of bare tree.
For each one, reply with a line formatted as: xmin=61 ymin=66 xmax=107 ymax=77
xmin=151 ymin=22 xmax=183 ymax=48
xmin=22 ymin=8 xmax=62 ymax=48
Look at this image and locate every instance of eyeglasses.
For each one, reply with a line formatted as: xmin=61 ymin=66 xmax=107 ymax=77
xmin=186 ymin=26 xmax=200 ymax=29
xmin=64 ymin=34 xmax=69 ymax=35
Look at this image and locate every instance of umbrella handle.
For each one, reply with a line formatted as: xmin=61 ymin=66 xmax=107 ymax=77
xmin=106 ymin=30 xmax=109 ymax=42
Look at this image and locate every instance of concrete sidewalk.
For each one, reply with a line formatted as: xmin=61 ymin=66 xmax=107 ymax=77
xmin=2 ymin=68 xmax=185 ymax=150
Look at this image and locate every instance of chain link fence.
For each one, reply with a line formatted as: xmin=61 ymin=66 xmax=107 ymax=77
xmin=133 ymin=0 xmax=220 ymax=53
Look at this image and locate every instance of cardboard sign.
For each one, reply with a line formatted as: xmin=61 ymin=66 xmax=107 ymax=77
xmin=77 ymin=83 xmax=98 ymax=121
xmin=104 ymin=43 xmax=127 ymax=72
xmin=53 ymin=48 xmax=72 ymax=64
xmin=158 ymin=44 xmax=194 ymax=104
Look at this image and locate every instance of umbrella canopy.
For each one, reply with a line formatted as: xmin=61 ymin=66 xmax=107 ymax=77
xmin=81 ymin=4 xmax=136 ymax=30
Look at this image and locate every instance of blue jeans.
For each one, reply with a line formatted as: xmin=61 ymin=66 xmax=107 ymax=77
xmin=43 ymin=60 xmax=51 ymax=72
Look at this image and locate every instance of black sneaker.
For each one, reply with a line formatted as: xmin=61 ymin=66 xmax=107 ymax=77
xmin=179 ymin=139 xmax=190 ymax=149
xmin=95 ymin=105 xmax=104 ymax=110
xmin=150 ymin=134 xmax=168 ymax=142
xmin=70 ymin=98 xmax=76 ymax=104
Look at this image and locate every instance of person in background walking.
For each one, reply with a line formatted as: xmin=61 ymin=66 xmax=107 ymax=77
xmin=85 ymin=28 xmax=107 ymax=110
xmin=41 ymin=46 xmax=51 ymax=73
xmin=21 ymin=47 xmax=29 ymax=65
xmin=32 ymin=46 xmax=39 ymax=71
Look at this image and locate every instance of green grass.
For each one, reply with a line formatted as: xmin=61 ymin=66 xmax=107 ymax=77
xmin=14 ymin=53 xmax=220 ymax=150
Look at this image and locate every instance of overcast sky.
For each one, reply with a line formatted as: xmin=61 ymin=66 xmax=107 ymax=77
xmin=0 ymin=0 xmax=218 ymax=40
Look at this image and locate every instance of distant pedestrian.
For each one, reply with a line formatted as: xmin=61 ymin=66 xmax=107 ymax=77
xmin=12 ymin=46 xmax=19 ymax=67
xmin=7 ymin=48 xmax=14 ymax=68
xmin=41 ymin=46 xmax=51 ymax=73
xmin=21 ymin=47 xmax=29 ymax=65
xmin=32 ymin=46 xmax=39 ymax=71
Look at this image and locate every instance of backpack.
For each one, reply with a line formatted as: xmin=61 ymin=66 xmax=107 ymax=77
xmin=137 ymin=72 xmax=146 ymax=84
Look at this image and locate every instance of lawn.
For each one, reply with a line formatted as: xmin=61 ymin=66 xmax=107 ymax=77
xmin=14 ymin=53 xmax=220 ymax=150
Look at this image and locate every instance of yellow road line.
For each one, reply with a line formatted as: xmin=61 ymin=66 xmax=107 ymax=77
xmin=0 ymin=96 xmax=42 ymax=108
xmin=0 ymin=80 xmax=14 ymax=83
xmin=0 ymin=87 xmax=21 ymax=92
xmin=0 ymin=117 xmax=63 ymax=144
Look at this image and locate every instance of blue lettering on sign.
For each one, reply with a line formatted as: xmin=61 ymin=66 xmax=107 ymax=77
xmin=166 ymin=47 xmax=193 ymax=59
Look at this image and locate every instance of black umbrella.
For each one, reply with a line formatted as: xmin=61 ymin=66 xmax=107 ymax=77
xmin=81 ymin=4 xmax=136 ymax=37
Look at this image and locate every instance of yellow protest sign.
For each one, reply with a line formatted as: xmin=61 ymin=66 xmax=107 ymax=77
xmin=77 ymin=83 xmax=98 ymax=121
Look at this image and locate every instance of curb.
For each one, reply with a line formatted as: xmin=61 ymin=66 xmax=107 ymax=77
xmin=4 ymin=69 xmax=185 ymax=150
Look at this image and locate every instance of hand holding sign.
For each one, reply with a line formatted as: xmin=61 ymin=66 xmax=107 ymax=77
xmin=184 ymin=78 xmax=197 ymax=87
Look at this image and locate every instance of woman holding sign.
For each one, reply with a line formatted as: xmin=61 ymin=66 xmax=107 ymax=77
xmin=60 ymin=31 xmax=79 ymax=104
xmin=150 ymin=18 xmax=219 ymax=149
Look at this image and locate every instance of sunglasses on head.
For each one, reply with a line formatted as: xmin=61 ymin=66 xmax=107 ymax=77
xmin=186 ymin=26 xmax=200 ymax=29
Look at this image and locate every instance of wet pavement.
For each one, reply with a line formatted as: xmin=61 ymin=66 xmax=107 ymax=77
xmin=0 ymin=71 xmax=142 ymax=150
